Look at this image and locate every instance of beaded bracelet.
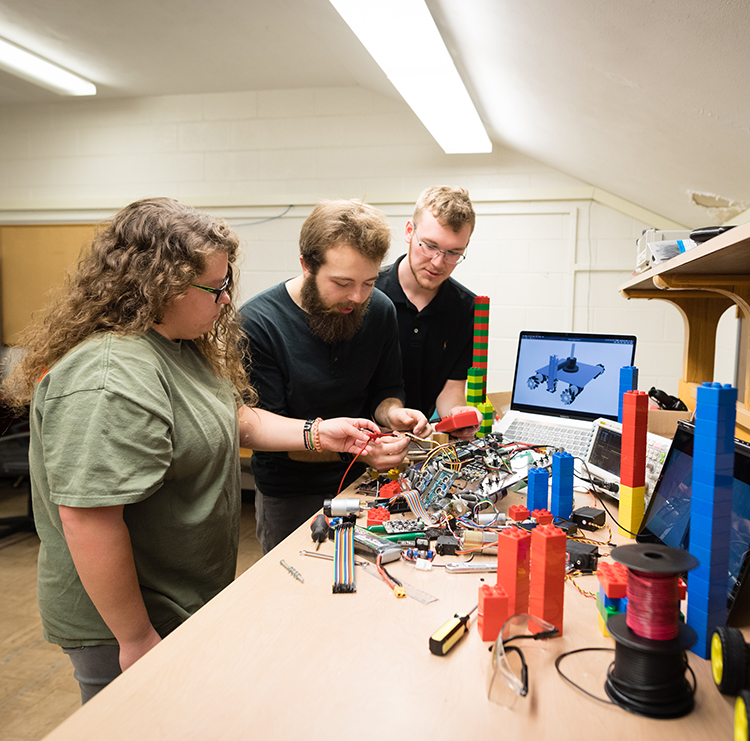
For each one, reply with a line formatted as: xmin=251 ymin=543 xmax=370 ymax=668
xmin=311 ymin=417 xmax=323 ymax=452
xmin=303 ymin=419 xmax=315 ymax=451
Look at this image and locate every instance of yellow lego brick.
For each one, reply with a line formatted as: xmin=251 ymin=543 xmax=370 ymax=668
xmin=598 ymin=613 xmax=611 ymax=638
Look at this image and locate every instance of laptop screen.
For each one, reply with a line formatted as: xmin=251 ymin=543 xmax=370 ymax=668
xmin=510 ymin=331 xmax=637 ymax=422
xmin=637 ymin=420 xmax=750 ymax=621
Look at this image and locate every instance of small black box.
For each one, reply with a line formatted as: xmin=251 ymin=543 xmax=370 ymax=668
xmin=570 ymin=507 xmax=606 ymax=531
xmin=436 ymin=534 xmax=460 ymax=556
xmin=566 ymin=540 xmax=600 ymax=572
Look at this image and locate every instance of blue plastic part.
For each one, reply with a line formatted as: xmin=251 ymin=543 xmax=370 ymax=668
xmin=618 ymin=366 xmax=638 ymax=423
xmin=527 ymin=467 xmax=549 ymax=512
xmin=598 ymin=586 xmax=621 ymax=610
xmin=551 ymin=451 xmax=574 ymax=520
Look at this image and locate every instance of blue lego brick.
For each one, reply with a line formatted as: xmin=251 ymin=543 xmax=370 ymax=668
xmin=696 ymin=383 xmax=738 ymax=407
xmin=695 ymin=404 xmax=737 ymax=423
xmin=598 ymin=586 xmax=622 ymax=610
xmin=688 ymin=516 xmax=732 ymax=551
xmin=695 ymin=417 xmax=737 ymax=440
xmin=691 ymin=453 xmax=734 ymax=481
xmin=686 ymin=601 xmax=727 ymax=658
xmin=552 ymin=451 xmax=574 ymax=473
xmin=527 ymin=467 xmax=549 ymax=512
xmin=618 ymin=367 xmax=638 ymax=423
xmin=688 ymin=553 xmax=729 ymax=598
xmin=687 ymin=541 xmax=710 ymax=565
xmin=693 ymin=431 xmax=735 ymax=456
xmin=690 ymin=483 xmax=734 ymax=509
xmin=687 ymin=572 xmax=728 ymax=604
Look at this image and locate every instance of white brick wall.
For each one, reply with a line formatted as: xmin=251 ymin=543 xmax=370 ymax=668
xmin=0 ymin=85 xmax=737 ymax=404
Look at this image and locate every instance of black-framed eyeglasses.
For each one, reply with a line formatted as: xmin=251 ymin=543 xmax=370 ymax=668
xmin=191 ymin=274 xmax=230 ymax=303
xmin=487 ymin=613 xmax=559 ymax=708
xmin=413 ymin=226 xmax=467 ymax=265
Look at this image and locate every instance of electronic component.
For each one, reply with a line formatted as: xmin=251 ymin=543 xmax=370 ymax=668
xmin=353 ymin=526 xmax=402 ymax=563
xmin=429 ymin=612 xmax=472 ymax=656
xmin=324 ymin=498 xmax=361 ymax=517
xmin=584 ymin=418 xmax=671 ymax=500
xmin=436 ymin=534 xmax=460 ymax=556
xmin=383 ymin=518 xmax=426 ymax=534
xmin=570 ymin=506 xmax=606 ymax=531
xmin=554 ymin=519 xmax=579 ymax=537
xmin=566 ymin=540 xmax=600 ymax=572
xmin=435 ymin=409 xmax=481 ymax=433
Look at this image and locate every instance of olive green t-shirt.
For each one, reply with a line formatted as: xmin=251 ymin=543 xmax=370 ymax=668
xmin=30 ymin=330 xmax=241 ymax=647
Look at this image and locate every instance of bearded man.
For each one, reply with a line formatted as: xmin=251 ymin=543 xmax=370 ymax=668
xmin=239 ymin=200 xmax=430 ymax=553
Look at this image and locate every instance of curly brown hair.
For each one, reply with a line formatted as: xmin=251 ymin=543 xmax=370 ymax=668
xmin=2 ymin=197 xmax=256 ymax=412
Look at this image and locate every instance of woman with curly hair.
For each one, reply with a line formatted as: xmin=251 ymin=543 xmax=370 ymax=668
xmin=2 ymin=197 xmax=379 ymax=703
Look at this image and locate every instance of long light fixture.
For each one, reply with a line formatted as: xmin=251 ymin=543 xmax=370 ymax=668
xmin=0 ymin=36 xmax=96 ymax=96
xmin=329 ymin=0 xmax=491 ymax=154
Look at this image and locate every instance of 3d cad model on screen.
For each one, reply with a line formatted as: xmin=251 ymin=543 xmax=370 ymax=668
xmin=526 ymin=344 xmax=605 ymax=406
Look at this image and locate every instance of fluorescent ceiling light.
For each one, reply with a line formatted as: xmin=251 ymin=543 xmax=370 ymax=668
xmin=329 ymin=0 xmax=491 ymax=154
xmin=0 ymin=36 xmax=96 ymax=96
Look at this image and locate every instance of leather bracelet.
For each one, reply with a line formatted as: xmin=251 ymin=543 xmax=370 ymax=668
xmin=311 ymin=417 xmax=323 ymax=452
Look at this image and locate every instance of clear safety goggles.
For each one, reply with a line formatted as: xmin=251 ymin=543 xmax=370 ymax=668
xmin=487 ymin=613 xmax=559 ymax=708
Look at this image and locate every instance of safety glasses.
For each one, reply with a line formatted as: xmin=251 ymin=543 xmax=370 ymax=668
xmin=487 ymin=613 xmax=559 ymax=708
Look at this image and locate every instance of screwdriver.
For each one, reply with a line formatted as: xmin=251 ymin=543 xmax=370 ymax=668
xmin=310 ymin=514 xmax=330 ymax=551
xmin=429 ymin=605 xmax=477 ymax=656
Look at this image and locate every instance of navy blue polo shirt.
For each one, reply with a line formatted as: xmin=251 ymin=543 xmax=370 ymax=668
xmin=376 ymin=255 xmax=475 ymax=419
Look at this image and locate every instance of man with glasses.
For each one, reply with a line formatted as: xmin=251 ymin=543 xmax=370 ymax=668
xmin=376 ymin=186 xmax=480 ymax=439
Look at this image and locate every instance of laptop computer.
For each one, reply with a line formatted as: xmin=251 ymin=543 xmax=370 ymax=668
xmin=495 ymin=330 xmax=637 ymax=458
xmin=637 ymin=420 xmax=750 ymax=624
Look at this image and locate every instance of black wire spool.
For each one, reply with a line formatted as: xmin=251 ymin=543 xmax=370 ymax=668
xmin=605 ymin=613 xmax=697 ymax=718
xmin=606 ymin=544 xmax=700 ymax=719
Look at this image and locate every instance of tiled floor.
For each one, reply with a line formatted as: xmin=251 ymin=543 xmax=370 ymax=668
xmin=0 ymin=483 xmax=262 ymax=741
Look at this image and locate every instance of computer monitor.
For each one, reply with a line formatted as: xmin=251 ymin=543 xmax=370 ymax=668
xmin=510 ymin=331 xmax=636 ymax=422
xmin=637 ymin=420 xmax=750 ymax=622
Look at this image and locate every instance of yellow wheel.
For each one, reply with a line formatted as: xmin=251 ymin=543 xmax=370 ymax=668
xmin=712 ymin=626 xmax=748 ymax=695
xmin=735 ymin=691 xmax=750 ymax=741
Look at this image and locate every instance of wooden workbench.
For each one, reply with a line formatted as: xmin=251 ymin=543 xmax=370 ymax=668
xmin=42 ymin=488 xmax=735 ymax=740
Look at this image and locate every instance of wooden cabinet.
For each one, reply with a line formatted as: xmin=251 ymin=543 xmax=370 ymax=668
xmin=619 ymin=221 xmax=750 ymax=439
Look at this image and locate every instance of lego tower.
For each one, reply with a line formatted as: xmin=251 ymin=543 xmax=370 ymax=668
xmin=687 ymin=382 xmax=736 ymax=659
xmin=619 ymin=390 xmax=648 ymax=538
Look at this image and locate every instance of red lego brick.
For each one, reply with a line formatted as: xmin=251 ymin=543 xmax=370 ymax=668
xmin=366 ymin=507 xmax=390 ymax=527
xmin=477 ymin=584 xmax=509 ymax=642
xmin=497 ymin=529 xmax=531 ymax=613
xmin=678 ymin=577 xmax=687 ymax=601
xmin=509 ymin=504 xmax=530 ymax=521
xmin=597 ymin=562 xmax=629 ymax=598
xmin=378 ymin=480 xmax=402 ymax=499
xmin=531 ymin=509 xmax=553 ymax=524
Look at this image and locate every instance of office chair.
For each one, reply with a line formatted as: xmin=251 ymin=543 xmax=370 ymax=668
xmin=0 ymin=427 xmax=34 ymax=540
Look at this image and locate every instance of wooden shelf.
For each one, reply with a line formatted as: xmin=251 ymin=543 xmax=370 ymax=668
xmin=619 ymin=221 xmax=750 ymax=439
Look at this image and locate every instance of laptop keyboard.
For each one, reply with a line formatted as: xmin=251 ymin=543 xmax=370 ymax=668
xmin=502 ymin=419 xmax=593 ymax=458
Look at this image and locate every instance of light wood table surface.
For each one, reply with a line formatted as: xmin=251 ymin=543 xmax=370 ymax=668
xmin=43 ymin=486 xmax=737 ymax=740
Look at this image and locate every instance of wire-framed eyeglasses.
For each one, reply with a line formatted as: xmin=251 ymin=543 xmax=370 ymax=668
xmin=487 ymin=613 xmax=559 ymax=708
xmin=191 ymin=274 xmax=230 ymax=303
xmin=413 ymin=227 xmax=467 ymax=265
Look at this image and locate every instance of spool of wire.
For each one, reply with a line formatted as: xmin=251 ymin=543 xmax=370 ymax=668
xmin=606 ymin=543 xmax=699 ymax=719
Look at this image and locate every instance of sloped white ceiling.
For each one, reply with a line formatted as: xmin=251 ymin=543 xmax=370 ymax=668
xmin=0 ymin=0 xmax=748 ymax=227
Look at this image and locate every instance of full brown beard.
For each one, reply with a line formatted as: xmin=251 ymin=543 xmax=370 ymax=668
xmin=300 ymin=274 xmax=371 ymax=344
